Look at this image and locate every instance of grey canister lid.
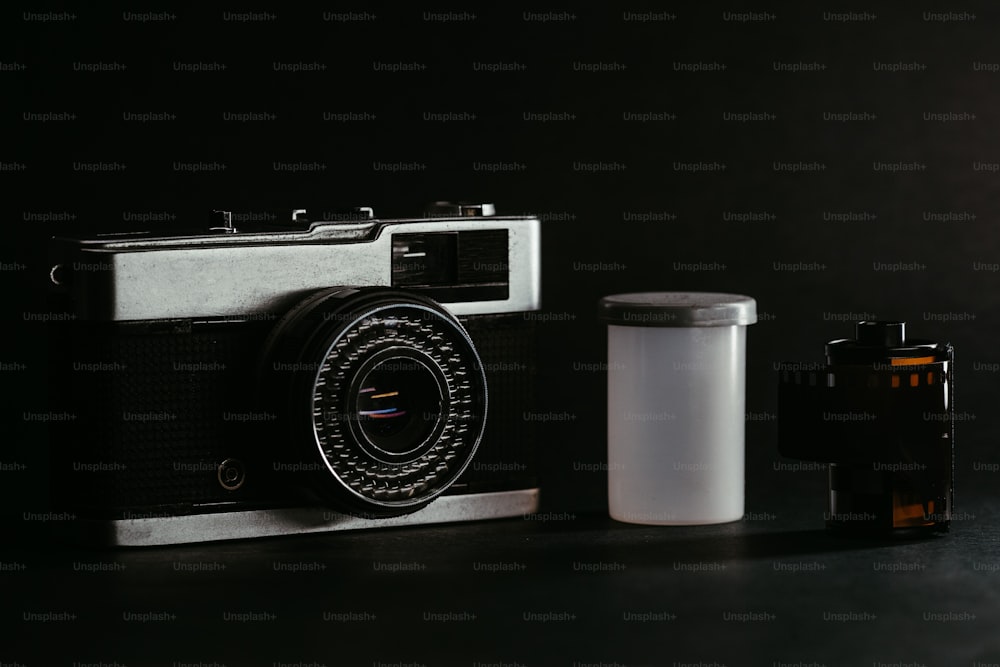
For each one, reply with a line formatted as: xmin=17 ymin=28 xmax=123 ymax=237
xmin=598 ymin=292 xmax=758 ymax=327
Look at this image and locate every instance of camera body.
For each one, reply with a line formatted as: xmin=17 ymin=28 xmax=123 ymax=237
xmin=47 ymin=203 xmax=541 ymax=545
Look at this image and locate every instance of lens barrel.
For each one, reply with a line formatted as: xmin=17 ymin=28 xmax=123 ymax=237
xmin=262 ymin=288 xmax=488 ymax=517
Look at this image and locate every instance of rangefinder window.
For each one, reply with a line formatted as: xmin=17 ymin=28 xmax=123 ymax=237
xmin=392 ymin=230 xmax=510 ymax=302
xmin=391 ymin=233 xmax=458 ymax=286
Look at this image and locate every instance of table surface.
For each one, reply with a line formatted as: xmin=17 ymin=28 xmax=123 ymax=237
xmin=5 ymin=496 xmax=1000 ymax=667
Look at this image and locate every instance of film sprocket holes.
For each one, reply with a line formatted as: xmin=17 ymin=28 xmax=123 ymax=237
xmin=47 ymin=202 xmax=541 ymax=545
xmin=778 ymin=321 xmax=953 ymax=536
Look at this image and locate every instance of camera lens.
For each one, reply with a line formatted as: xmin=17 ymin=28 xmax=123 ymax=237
xmin=263 ymin=288 xmax=487 ymax=517
xmin=353 ymin=356 xmax=444 ymax=457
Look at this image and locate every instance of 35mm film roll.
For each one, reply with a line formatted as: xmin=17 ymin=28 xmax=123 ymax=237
xmin=778 ymin=321 xmax=953 ymax=536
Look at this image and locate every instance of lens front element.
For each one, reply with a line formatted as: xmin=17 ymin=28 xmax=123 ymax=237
xmin=353 ymin=352 xmax=446 ymax=459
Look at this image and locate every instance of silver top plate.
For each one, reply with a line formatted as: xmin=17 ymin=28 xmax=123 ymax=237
xmin=54 ymin=216 xmax=541 ymax=320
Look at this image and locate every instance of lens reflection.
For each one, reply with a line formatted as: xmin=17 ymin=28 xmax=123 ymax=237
xmin=355 ymin=357 xmax=442 ymax=456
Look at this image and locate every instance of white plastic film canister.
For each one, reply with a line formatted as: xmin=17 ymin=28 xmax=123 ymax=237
xmin=598 ymin=292 xmax=757 ymax=525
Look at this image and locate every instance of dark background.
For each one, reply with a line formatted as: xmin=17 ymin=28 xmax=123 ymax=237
xmin=5 ymin=4 xmax=1000 ymax=665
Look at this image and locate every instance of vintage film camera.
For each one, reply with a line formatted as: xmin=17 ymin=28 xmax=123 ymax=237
xmin=47 ymin=202 xmax=541 ymax=545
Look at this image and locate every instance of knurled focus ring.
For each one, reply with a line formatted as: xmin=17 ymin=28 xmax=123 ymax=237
xmin=310 ymin=304 xmax=486 ymax=508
